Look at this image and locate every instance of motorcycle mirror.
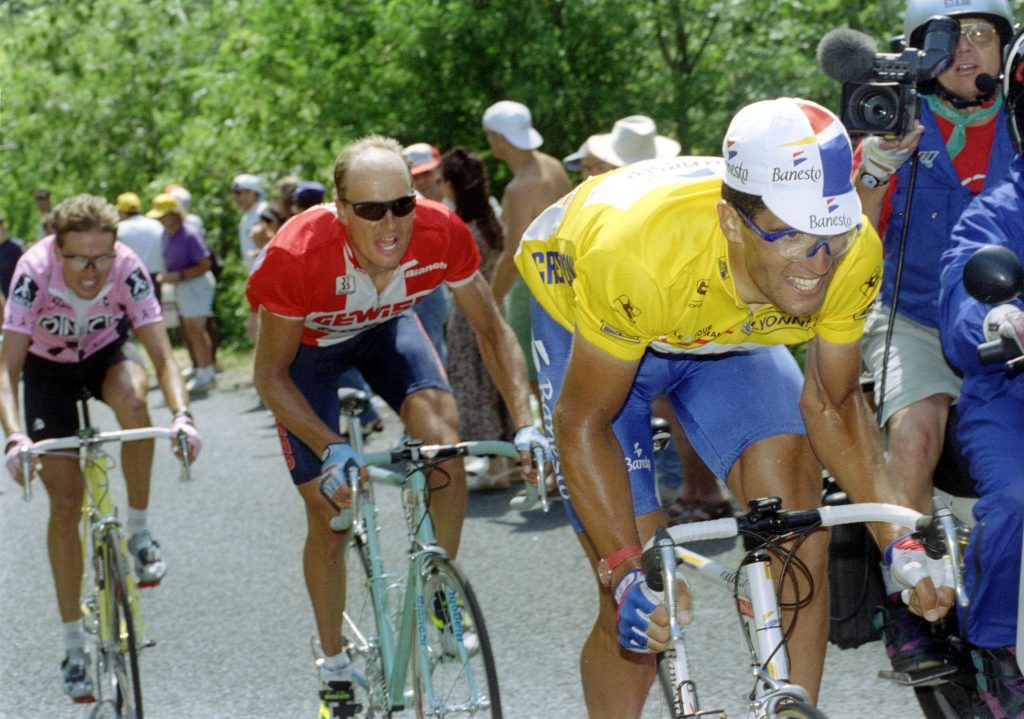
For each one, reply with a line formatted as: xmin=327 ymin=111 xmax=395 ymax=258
xmin=963 ymin=245 xmax=1024 ymax=304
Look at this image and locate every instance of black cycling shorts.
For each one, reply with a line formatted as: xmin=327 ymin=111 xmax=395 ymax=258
xmin=23 ymin=336 xmax=145 ymax=441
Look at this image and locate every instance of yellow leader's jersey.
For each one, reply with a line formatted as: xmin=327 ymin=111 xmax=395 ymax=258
xmin=514 ymin=157 xmax=882 ymax=362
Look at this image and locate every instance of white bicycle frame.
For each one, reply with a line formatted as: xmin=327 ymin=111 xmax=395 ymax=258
xmin=646 ymin=502 xmax=956 ymax=719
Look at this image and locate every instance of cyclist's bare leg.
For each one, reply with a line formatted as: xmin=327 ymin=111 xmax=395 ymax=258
xmin=399 ymin=387 xmax=465 ymax=557
xmin=578 ymin=509 xmax=665 ymax=719
xmin=883 ymin=395 xmax=951 ymax=513
xmin=39 ymin=455 xmax=87 ymax=622
xmin=297 ymin=478 xmax=349 ymax=656
xmin=726 ymin=432 xmax=827 ymax=703
xmin=101 ymin=359 xmax=155 ymax=511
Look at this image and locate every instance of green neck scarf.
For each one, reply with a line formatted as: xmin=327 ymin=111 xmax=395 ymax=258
xmin=925 ymin=92 xmax=1001 ymax=160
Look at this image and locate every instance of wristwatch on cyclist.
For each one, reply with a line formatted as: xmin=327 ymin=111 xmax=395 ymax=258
xmin=598 ymin=545 xmax=643 ymax=588
xmin=859 ymin=170 xmax=889 ymax=189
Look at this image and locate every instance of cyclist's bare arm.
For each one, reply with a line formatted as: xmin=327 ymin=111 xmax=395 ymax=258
xmin=0 ymin=329 xmax=31 ymax=441
xmin=556 ymin=333 xmax=646 ymax=568
xmin=451 ymin=272 xmax=536 ymax=472
xmin=801 ymin=334 xmax=954 ymax=619
xmin=253 ymin=307 xmax=346 ymax=460
xmin=134 ymin=322 xmax=190 ymax=415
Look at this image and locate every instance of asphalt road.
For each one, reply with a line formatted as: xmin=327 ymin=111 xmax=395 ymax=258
xmin=0 ymin=373 xmax=927 ymax=718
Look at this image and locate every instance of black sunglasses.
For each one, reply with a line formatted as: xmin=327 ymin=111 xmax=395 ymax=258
xmin=342 ymin=194 xmax=416 ymax=221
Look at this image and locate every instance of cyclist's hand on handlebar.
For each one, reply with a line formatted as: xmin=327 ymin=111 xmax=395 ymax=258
xmin=983 ymin=304 xmax=1024 ymax=354
xmin=614 ymin=568 xmax=692 ymax=653
xmin=319 ymin=443 xmax=367 ymax=509
xmin=884 ymin=533 xmax=955 ymax=622
xmin=170 ymin=413 xmax=203 ymax=462
xmin=4 ymin=432 xmax=33 ymax=484
xmin=513 ymin=424 xmax=550 ymax=485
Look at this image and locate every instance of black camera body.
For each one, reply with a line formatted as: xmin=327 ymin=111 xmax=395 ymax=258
xmin=838 ymin=16 xmax=960 ymax=137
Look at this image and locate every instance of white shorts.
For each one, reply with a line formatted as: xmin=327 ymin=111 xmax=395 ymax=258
xmin=860 ymin=303 xmax=961 ymax=426
xmin=174 ymin=272 xmax=215 ymax=318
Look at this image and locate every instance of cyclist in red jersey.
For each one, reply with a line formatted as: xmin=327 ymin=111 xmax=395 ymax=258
xmin=247 ymin=134 xmax=541 ymax=718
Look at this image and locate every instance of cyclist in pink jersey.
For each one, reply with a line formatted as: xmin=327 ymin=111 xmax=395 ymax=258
xmin=0 ymin=194 xmax=202 ymax=703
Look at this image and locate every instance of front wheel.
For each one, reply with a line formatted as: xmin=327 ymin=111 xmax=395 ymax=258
xmin=411 ymin=555 xmax=501 ymax=718
xmin=100 ymin=531 xmax=143 ymax=718
xmin=773 ymin=698 xmax=828 ymax=719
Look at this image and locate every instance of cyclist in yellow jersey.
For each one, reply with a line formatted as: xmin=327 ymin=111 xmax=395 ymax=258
xmin=515 ymin=98 xmax=955 ymax=718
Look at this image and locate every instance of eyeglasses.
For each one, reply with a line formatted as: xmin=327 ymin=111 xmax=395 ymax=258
xmin=59 ymin=251 xmax=116 ymax=271
xmin=959 ymin=21 xmax=998 ymax=50
xmin=732 ymin=204 xmax=858 ymax=261
xmin=341 ymin=194 xmax=416 ymax=222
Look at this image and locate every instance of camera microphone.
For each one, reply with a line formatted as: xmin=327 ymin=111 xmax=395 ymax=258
xmin=817 ymin=27 xmax=878 ymax=83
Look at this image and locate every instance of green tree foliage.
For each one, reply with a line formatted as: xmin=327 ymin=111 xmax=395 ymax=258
xmin=1 ymin=0 xmax=1020 ymax=345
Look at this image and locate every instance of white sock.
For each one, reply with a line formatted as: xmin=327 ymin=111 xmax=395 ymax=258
xmin=321 ymin=651 xmax=352 ymax=679
xmin=125 ymin=508 xmax=148 ymax=538
xmin=62 ymin=620 xmax=85 ymax=654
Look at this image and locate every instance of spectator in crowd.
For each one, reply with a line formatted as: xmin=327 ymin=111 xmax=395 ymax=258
xmin=147 ymin=194 xmax=217 ymax=394
xmin=115 ymin=192 xmax=166 ymax=283
xmin=483 ymin=100 xmax=573 ymax=392
xmin=563 ymin=114 xmax=681 ymax=179
xmin=163 ymin=182 xmax=219 ymax=373
xmin=403 ymin=141 xmax=451 ymax=365
xmin=33 ymin=187 xmax=52 ymax=241
xmin=439 ymin=146 xmax=517 ymax=490
xmin=293 ymin=180 xmax=326 ymax=212
xmin=231 ymin=173 xmax=268 ymax=343
xmin=0 ymin=216 xmax=24 ymax=298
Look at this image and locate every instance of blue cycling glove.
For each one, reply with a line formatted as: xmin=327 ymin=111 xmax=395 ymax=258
xmin=614 ymin=568 xmax=661 ymax=653
xmin=319 ymin=443 xmax=367 ymax=498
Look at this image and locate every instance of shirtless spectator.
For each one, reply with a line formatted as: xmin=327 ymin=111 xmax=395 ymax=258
xmin=483 ymin=100 xmax=573 ymax=392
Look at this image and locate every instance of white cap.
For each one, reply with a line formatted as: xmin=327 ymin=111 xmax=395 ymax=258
xmin=482 ymin=101 xmax=543 ymax=150
xmin=231 ymin=173 xmax=262 ymax=193
xmin=722 ymin=98 xmax=860 ymax=235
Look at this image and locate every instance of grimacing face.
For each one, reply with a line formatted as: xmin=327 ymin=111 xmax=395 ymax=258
xmin=719 ymin=202 xmax=842 ymax=319
xmin=58 ymin=229 xmax=117 ymax=301
xmin=335 ymin=150 xmax=416 ymax=284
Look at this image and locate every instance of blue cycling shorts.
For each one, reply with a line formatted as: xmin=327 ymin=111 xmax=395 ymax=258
xmin=531 ymin=299 xmax=807 ymax=533
xmin=278 ymin=312 xmax=450 ymax=484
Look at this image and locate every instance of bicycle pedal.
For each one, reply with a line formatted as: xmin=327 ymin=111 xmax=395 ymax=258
xmin=70 ymin=695 xmax=96 ymax=704
xmin=136 ymin=578 xmax=162 ymax=589
xmin=878 ymin=663 xmax=958 ymax=687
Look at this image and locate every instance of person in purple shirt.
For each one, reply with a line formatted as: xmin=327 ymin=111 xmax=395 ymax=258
xmin=147 ymin=193 xmax=217 ymax=393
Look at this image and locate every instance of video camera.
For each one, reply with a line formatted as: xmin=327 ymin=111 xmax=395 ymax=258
xmin=817 ymin=16 xmax=960 ymax=138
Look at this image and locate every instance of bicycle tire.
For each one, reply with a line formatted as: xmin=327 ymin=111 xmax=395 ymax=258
xmin=101 ymin=530 xmax=143 ymax=718
xmin=344 ymin=530 xmax=393 ymax=718
xmin=773 ymin=698 xmax=829 ymax=718
xmin=411 ymin=555 xmax=501 ymax=718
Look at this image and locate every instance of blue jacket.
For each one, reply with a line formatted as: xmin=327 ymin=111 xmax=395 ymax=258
xmin=939 ymin=155 xmax=1024 ymax=401
xmin=882 ymin=101 xmax=1013 ymax=328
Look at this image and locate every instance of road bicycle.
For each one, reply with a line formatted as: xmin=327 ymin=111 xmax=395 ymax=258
xmin=20 ymin=395 xmax=192 ymax=719
xmin=320 ymin=389 xmax=525 ymax=717
xmin=642 ymin=496 xmax=965 ymax=719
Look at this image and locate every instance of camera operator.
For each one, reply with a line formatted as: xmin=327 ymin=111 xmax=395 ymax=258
xmin=853 ymin=0 xmax=1017 ymax=677
xmin=938 ymin=28 xmax=1024 ymax=714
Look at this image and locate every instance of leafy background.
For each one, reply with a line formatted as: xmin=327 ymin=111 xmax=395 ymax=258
xmin=1 ymin=0 xmax=1019 ymax=345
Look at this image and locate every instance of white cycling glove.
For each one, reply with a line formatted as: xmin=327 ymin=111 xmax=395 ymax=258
xmin=883 ymin=532 xmax=954 ymax=611
xmin=859 ymin=136 xmax=915 ymax=184
xmin=983 ymin=304 xmax=1024 ymax=354
xmin=170 ymin=414 xmax=202 ymax=461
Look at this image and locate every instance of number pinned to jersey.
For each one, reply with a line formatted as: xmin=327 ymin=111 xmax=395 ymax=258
xmin=335 ymin=275 xmax=355 ymax=295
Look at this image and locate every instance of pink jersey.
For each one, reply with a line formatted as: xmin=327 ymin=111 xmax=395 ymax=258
xmin=247 ymin=199 xmax=480 ymax=347
xmin=3 ymin=236 xmax=162 ymax=363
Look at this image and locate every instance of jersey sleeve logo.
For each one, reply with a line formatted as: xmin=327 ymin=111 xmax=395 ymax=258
xmin=10 ymin=274 xmax=38 ymax=307
xmin=614 ymin=295 xmax=641 ymax=324
xmin=125 ymin=268 xmax=153 ymax=301
xmin=599 ymin=321 xmax=640 ymax=343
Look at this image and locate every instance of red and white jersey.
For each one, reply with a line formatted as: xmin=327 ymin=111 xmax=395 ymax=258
xmin=2 ymin=235 xmax=162 ymax=363
xmin=247 ymin=200 xmax=480 ymax=347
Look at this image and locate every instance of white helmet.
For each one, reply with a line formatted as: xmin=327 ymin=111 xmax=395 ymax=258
xmin=904 ymin=0 xmax=1014 ymax=49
